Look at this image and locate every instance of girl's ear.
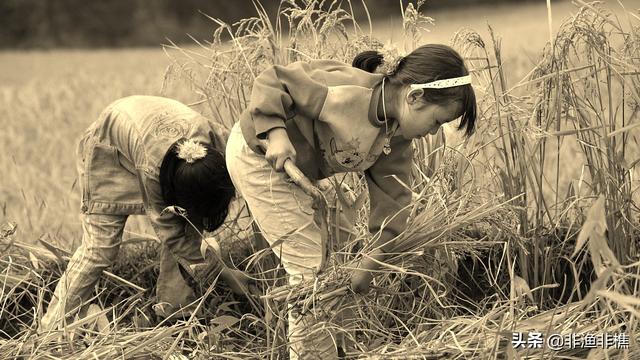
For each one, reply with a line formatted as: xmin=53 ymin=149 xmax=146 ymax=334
xmin=406 ymin=87 xmax=424 ymax=105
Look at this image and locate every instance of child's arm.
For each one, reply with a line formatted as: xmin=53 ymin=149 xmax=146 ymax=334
xmin=247 ymin=61 xmax=331 ymax=140
xmin=247 ymin=62 xmax=328 ymax=140
xmin=265 ymin=127 xmax=297 ymax=172
xmin=142 ymin=175 xmax=203 ymax=262
xmin=246 ymin=60 xmax=344 ymax=171
xmin=147 ymin=202 xmax=250 ymax=295
xmin=351 ymin=136 xmax=413 ymax=294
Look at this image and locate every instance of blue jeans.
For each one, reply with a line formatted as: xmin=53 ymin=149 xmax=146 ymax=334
xmin=39 ymin=213 xmax=199 ymax=331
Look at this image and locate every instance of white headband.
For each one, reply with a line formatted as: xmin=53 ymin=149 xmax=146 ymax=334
xmin=410 ymin=75 xmax=472 ymax=90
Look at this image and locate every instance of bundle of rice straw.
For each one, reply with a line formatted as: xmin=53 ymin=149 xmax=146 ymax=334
xmin=262 ymin=182 xmax=517 ymax=312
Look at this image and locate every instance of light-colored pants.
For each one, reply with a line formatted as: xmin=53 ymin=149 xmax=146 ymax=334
xmin=40 ymin=112 xmax=204 ymax=332
xmin=40 ymin=214 xmax=126 ymax=331
xmin=226 ymin=122 xmax=353 ymax=359
xmin=39 ymin=213 xmax=199 ymax=331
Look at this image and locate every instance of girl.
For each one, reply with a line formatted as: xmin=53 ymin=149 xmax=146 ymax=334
xmin=226 ymin=44 xmax=476 ymax=359
xmin=40 ymin=95 xmax=246 ymax=332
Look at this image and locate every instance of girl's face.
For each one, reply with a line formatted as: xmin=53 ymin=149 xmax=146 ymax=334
xmin=395 ymin=90 xmax=463 ymax=140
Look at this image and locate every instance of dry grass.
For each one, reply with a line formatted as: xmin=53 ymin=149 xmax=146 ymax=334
xmin=2 ymin=1 xmax=640 ymax=359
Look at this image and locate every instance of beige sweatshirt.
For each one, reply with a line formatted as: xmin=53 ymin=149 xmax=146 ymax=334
xmin=239 ymin=60 xmax=413 ymax=250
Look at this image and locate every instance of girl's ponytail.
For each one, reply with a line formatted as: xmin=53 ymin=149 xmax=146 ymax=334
xmin=352 ymin=50 xmax=384 ymax=73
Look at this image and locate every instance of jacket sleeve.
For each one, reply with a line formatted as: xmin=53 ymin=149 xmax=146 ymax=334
xmin=247 ymin=61 xmax=331 ymax=139
xmin=139 ymin=173 xmax=203 ymax=265
xmin=364 ymin=137 xmax=413 ymax=252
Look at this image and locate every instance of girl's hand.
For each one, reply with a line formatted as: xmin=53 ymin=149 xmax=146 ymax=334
xmin=350 ymin=269 xmax=374 ymax=294
xmin=350 ymin=249 xmax=386 ymax=294
xmin=265 ymin=127 xmax=296 ymax=172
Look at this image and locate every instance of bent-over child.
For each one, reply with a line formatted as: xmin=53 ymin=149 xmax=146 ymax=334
xmin=40 ymin=95 xmax=246 ymax=331
xmin=226 ymin=44 xmax=477 ymax=358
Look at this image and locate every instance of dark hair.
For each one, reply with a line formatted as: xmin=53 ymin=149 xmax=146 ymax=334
xmin=160 ymin=132 xmax=235 ymax=232
xmin=352 ymin=44 xmax=477 ymax=137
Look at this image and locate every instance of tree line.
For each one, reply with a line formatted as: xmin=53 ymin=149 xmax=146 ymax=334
xmin=0 ymin=0 xmax=541 ymax=48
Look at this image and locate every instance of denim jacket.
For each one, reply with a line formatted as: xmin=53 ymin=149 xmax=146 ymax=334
xmin=77 ymin=95 xmax=224 ymax=258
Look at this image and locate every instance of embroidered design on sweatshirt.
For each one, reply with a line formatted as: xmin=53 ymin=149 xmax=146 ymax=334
xmin=152 ymin=111 xmax=189 ymax=139
xmin=330 ymin=137 xmax=364 ymax=169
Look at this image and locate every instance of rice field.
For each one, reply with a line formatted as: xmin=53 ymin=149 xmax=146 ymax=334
xmin=1 ymin=0 xmax=640 ymax=358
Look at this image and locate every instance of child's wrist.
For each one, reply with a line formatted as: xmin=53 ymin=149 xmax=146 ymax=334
xmin=266 ymin=127 xmax=287 ymax=140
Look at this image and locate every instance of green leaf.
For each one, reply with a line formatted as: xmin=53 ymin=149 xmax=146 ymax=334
xmin=209 ymin=315 xmax=240 ymax=334
xmin=28 ymin=252 xmax=39 ymax=270
xmin=572 ymin=195 xmax=606 ymax=258
xmin=513 ymin=275 xmax=534 ymax=303
xmin=86 ymin=304 xmax=110 ymax=333
xmin=582 ymin=267 xmax=614 ymax=305
xmin=218 ymin=301 xmax=241 ymax=312
xmin=596 ymin=289 xmax=640 ymax=307
xmin=565 ymin=181 xmax=575 ymax=200
xmin=38 ymin=236 xmax=69 ymax=264
xmin=201 ymin=236 xmax=222 ymax=260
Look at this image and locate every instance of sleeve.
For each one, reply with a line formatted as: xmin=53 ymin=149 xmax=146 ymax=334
xmin=248 ymin=61 xmax=330 ymax=139
xmin=364 ymin=137 xmax=413 ymax=252
xmin=139 ymin=173 xmax=203 ymax=265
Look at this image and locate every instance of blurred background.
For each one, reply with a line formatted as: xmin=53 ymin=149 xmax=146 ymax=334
xmin=0 ymin=0 xmax=559 ymax=48
xmin=2 ymin=2 xmax=640 ymax=355
xmin=0 ymin=0 xmax=639 ymax=248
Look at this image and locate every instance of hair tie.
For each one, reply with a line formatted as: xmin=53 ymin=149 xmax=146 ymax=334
xmin=177 ymin=139 xmax=207 ymax=163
